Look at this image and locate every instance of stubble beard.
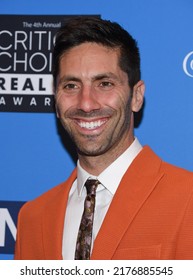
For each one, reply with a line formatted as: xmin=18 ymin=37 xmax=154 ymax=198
xmin=65 ymin=126 xmax=112 ymax=157
xmin=60 ymin=98 xmax=133 ymax=158
xmin=60 ymin=107 xmax=115 ymax=157
xmin=62 ymin=113 xmax=132 ymax=159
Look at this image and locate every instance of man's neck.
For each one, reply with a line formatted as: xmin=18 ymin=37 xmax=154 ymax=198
xmin=78 ymin=136 xmax=135 ymax=176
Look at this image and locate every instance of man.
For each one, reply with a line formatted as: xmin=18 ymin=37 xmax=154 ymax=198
xmin=14 ymin=17 xmax=193 ymax=260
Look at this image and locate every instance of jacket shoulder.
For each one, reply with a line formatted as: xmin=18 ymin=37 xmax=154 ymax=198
xmin=142 ymin=146 xmax=193 ymax=189
xmin=19 ymin=168 xmax=77 ymax=219
xmin=19 ymin=181 xmax=66 ymax=219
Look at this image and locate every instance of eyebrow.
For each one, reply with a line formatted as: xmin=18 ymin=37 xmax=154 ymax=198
xmin=57 ymin=75 xmax=81 ymax=86
xmin=91 ymin=72 xmax=119 ymax=82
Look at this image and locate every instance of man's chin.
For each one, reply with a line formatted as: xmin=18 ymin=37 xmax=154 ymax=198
xmin=77 ymin=145 xmax=107 ymax=157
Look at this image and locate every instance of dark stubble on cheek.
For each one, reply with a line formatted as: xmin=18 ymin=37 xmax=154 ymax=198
xmin=59 ymin=107 xmax=115 ymax=156
xmin=74 ymin=110 xmax=131 ymax=157
xmin=61 ymin=92 xmax=133 ymax=157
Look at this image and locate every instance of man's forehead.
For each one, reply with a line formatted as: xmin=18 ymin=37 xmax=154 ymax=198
xmin=60 ymin=42 xmax=120 ymax=60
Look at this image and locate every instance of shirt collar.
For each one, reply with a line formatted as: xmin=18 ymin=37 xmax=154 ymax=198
xmin=77 ymin=162 xmax=97 ymax=196
xmin=77 ymin=138 xmax=142 ymax=196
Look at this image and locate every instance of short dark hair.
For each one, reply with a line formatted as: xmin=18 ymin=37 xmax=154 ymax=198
xmin=53 ymin=16 xmax=141 ymax=90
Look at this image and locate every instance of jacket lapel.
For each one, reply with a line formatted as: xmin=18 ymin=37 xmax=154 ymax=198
xmin=91 ymin=146 xmax=164 ymax=259
xmin=42 ymin=169 xmax=77 ymax=259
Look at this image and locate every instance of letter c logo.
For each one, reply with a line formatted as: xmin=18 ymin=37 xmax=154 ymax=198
xmin=183 ymin=51 xmax=193 ymax=78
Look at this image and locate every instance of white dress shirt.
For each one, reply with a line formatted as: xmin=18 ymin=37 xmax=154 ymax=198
xmin=62 ymin=138 xmax=142 ymax=259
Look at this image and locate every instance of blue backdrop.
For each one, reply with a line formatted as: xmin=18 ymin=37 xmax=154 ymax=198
xmin=0 ymin=0 xmax=193 ymax=260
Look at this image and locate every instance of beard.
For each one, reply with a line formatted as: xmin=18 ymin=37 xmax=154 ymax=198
xmin=60 ymin=108 xmax=114 ymax=156
xmin=59 ymin=100 xmax=132 ymax=158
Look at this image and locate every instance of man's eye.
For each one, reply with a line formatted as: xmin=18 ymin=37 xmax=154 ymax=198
xmin=99 ymin=81 xmax=113 ymax=87
xmin=64 ymin=83 xmax=78 ymax=89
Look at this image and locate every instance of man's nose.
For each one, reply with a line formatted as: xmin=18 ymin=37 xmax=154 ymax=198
xmin=77 ymin=86 xmax=100 ymax=112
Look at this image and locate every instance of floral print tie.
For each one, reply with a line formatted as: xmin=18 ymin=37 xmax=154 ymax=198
xmin=75 ymin=179 xmax=99 ymax=260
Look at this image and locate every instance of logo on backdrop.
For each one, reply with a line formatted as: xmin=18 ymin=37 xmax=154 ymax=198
xmin=0 ymin=15 xmax=99 ymax=113
xmin=0 ymin=201 xmax=26 ymax=255
xmin=183 ymin=51 xmax=193 ymax=78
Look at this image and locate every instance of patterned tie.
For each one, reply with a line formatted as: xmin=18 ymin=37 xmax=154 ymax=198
xmin=74 ymin=179 xmax=99 ymax=260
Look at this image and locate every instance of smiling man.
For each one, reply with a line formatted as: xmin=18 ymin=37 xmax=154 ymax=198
xmin=14 ymin=17 xmax=193 ymax=260
xmin=55 ymin=42 xmax=144 ymax=175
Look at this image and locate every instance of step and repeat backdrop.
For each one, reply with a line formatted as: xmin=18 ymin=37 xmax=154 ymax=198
xmin=0 ymin=0 xmax=193 ymax=260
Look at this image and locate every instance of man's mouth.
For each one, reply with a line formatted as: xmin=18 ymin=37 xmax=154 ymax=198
xmin=77 ymin=119 xmax=107 ymax=130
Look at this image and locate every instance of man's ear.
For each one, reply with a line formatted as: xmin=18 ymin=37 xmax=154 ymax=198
xmin=131 ymin=80 xmax=145 ymax=112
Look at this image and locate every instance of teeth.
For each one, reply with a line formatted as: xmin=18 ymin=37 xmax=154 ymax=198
xmin=79 ymin=120 xmax=106 ymax=130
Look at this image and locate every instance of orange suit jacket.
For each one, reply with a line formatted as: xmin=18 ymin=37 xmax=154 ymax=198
xmin=14 ymin=146 xmax=193 ymax=259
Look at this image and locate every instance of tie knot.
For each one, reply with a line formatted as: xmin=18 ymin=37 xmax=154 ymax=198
xmin=85 ymin=179 xmax=99 ymax=195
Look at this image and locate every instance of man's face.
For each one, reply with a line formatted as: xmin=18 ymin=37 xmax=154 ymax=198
xmin=55 ymin=42 xmax=142 ymax=158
